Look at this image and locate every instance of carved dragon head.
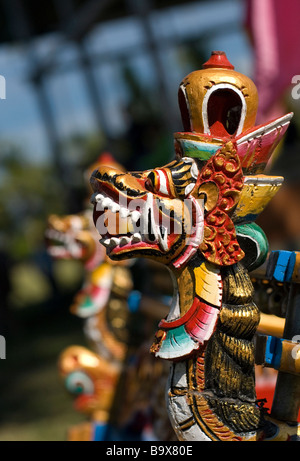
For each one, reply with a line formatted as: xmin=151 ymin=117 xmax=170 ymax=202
xmin=58 ymin=345 xmax=119 ymax=417
xmin=90 ymin=51 xmax=292 ymax=357
xmin=46 ymin=153 xmax=125 ymax=268
xmin=46 ymin=212 xmax=103 ymax=266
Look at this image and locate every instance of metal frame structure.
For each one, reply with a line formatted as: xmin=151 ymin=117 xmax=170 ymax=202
xmin=0 ymin=0 xmax=239 ymax=190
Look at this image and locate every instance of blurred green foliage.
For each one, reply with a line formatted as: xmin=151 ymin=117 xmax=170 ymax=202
xmin=0 ymin=142 xmax=66 ymax=260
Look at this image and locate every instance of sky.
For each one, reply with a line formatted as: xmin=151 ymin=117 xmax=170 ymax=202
xmin=0 ymin=0 xmax=253 ymax=164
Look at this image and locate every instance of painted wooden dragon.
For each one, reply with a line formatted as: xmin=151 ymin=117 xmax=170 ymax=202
xmin=46 ymin=156 xmax=174 ymax=441
xmin=90 ymin=51 xmax=299 ymax=441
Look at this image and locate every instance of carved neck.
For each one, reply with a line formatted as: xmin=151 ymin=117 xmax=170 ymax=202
xmin=152 ymin=257 xmax=222 ymax=359
xmin=166 ymin=255 xmax=223 ymax=324
xmin=166 ymin=265 xmax=195 ymax=322
xmin=168 ymin=258 xmax=258 ymax=317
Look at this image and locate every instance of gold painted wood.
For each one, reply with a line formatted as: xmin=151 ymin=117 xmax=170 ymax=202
xmin=194 ymin=262 xmax=222 ymax=307
xmin=232 ymin=175 xmax=284 ymax=223
xmin=257 ymin=313 xmax=285 ymax=338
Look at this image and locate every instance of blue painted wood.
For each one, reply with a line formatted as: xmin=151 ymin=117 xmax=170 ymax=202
xmin=273 ymin=251 xmax=292 ymax=282
xmin=265 ymin=335 xmax=283 ymax=370
xmin=268 ymin=250 xmax=296 ymax=282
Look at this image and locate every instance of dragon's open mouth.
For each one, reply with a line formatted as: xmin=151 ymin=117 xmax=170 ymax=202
xmin=91 ymin=190 xmax=186 ymax=258
xmin=45 ymin=228 xmax=85 ymax=259
xmin=90 ymin=159 xmax=205 ymax=265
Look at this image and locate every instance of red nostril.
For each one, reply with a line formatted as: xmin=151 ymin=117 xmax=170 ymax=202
xmin=145 ymin=178 xmax=154 ymax=191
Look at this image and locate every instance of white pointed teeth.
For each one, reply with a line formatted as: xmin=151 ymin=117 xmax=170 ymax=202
xmin=100 ymin=236 xmax=120 ymax=250
xmin=120 ymin=236 xmax=130 ymax=246
xmin=132 ymin=233 xmax=142 ymax=243
xmin=92 ymin=193 xmax=104 ymax=203
xmin=110 ymin=203 xmax=120 ymax=213
xmin=131 ymin=210 xmax=141 ymax=223
xmin=45 ymin=228 xmax=64 ymax=242
xmin=94 ymin=193 xmax=117 ymax=211
xmin=120 ymin=207 xmax=130 ymax=218
xmin=100 ymin=232 xmax=143 ymax=251
xmin=94 ymin=191 xmax=171 ymax=253
xmin=102 ymin=238 xmax=112 ymax=248
xmin=93 ymin=193 xmax=142 ymax=227
xmin=101 ymin=197 xmax=113 ymax=209
xmin=101 ymin=237 xmax=117 ymax=248
xmin=110 ymin=237 xmax=119 ymax=248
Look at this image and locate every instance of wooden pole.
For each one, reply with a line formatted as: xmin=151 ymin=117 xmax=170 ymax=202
xmin=267 ymin=251 xmax=300 ymax=422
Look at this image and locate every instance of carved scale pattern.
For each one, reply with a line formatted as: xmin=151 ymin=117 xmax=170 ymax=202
xmin=186 ymin=263 xmax=263 ymax=441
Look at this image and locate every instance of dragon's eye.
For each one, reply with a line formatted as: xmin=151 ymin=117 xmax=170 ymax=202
xmin=145 ymin=171 xmax=156 ymax=192
xmin=145 ymin=170 xmax=171 ymax=197
xmin=65 ymin=371 xmax=94 ymax=395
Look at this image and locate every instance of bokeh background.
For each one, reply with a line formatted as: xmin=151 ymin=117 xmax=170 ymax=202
xmin=0 ymin=0 xmax=300 ymax=441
